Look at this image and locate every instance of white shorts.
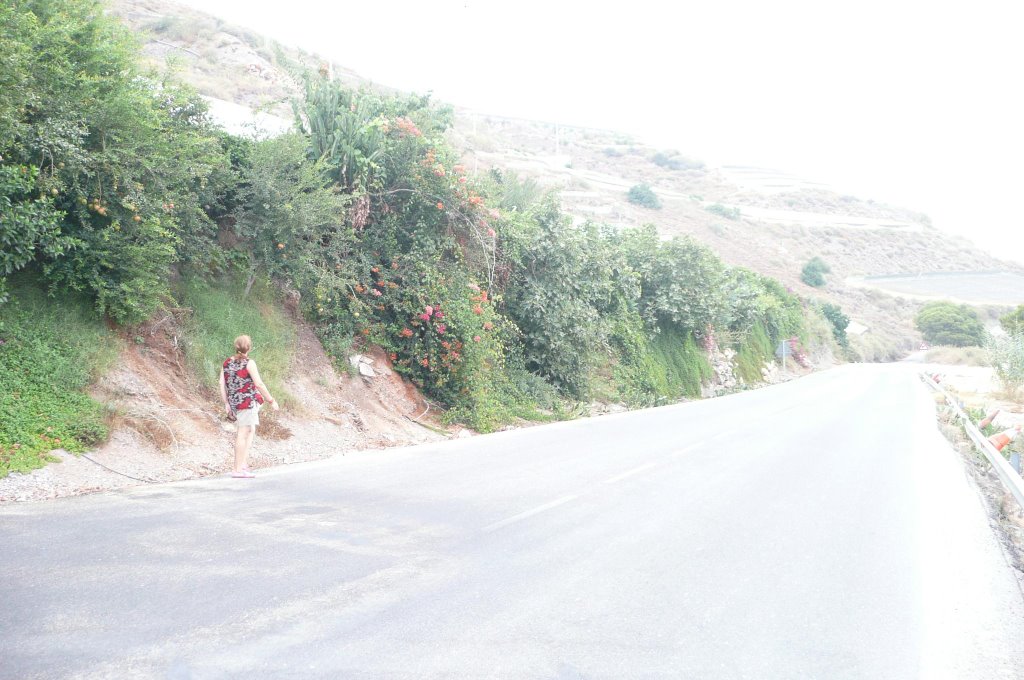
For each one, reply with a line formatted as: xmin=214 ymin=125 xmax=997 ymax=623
xmin=235 ymin=403 xmax=261 ymax=427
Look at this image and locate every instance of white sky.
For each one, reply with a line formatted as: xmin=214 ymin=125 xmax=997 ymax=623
xmin=178 ymin=0 xmax=1024 ymax=264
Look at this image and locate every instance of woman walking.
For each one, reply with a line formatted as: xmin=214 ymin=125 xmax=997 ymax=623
xmin=220 ymin=335 xmax=279 ymax=478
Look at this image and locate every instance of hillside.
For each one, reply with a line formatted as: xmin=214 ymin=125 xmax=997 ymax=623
xmin=2 ymin=0 xmax=1014 ymax=501
xmin=107 ymin=0 xmax=1022 ymax=361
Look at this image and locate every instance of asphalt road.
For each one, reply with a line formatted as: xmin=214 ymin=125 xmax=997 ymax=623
xmin=3 ymin=364 xmax=1024 ymax=679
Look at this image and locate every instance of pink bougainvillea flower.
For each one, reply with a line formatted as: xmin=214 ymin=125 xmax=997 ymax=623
xmin=419 ymin=313 xmax=431 ymax=321
xmin=458 ymin=176 xmax=467 ymax=184
xmin=488 ymin=208 xmax=500 ymax=219
xmin=434 ymin=310 xmax=444 ymax=319
xmin=483 ymin=321 xmax=493 ymax=331
xmin=425 ymin=305 xmax=434 ymax=316
xmin=487 ymin=228 xmax=496 ymax=237
xmin=436 ymin=202 xmax=444 ymax=210
xmin=436 ymin=324 xmax=447 ymax=334
xmin=473 ymin=305 xmax=483 ymax=315
xmin=372 ymin=289 xmax=382 ymax=297
xmin=473 ymin=335 xmax=481 ymax=342
xmin=400 ymin=328 xmax=414 ymax=338
xmin=468 ymin=282 xmax=480 ymax=292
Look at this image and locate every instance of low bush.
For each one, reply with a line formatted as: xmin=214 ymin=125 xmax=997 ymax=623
xmin=0 ymin=275 xmax=118 ymax=477
xmin=705 ymin=203 xmax=741 ymax=220
xmin=800 ymin=257 xmax=831 ymax=287
xmin=651 ymin=152 xmax=705 ymax=171
xmin=627 ymin=184 xmax=662 ymax=209
xmin=987 ymin=333 xmax=1024 ymax=399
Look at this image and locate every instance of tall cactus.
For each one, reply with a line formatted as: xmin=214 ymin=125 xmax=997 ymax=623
xmin=293 ymin=74 xmax=383 ymax=192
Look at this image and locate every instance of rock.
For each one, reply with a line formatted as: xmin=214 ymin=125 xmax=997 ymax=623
xmin=349 ymin=355 xmax=363 ymax=368
xmin=358 ymin=363 xmax=377 ymax=378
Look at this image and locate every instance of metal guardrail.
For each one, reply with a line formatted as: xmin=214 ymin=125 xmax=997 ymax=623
xmin=922 ymin=373 xmax=1024 ymax=510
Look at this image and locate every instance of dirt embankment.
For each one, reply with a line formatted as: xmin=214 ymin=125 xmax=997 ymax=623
xmin=0 ymin=311 xmax=448 ymax=503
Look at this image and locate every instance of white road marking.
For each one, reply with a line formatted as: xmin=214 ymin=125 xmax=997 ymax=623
xmin=603 ymin=462 xmax=659 ymax=485
xmin=483 ymin=442 xmax=706 ymax=533
xmin=482 ymin=494 xmax=579 ymax=533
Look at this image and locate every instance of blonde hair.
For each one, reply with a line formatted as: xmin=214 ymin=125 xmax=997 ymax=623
xmin=233 ymin=335 xmax=252 ymax=358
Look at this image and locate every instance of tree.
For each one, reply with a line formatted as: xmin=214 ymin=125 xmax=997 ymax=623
xmin=800 ymin=257 xmax=831 ymax=287
xmin=0 ymin=165 xmax=70 ymax=303
xmin=2 ymin=0 xmax=232 ymax=322
xmin=234 ymin=132 xmax=349 ymax=295
xmin=820 ymin=302 xmax=850 ymax=347
xmin=914 ymin=301 xmax=985 ymax=347
xmin=1000 ymin=304 xmax=1024 ymax=335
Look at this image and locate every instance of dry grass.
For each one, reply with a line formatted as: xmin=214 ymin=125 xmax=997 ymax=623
xmin=925 ymin=345 xmax=990 ymax=366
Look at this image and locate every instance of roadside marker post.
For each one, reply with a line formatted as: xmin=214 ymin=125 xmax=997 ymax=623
xmin=775 ymin=341 xmax=791 ymax=371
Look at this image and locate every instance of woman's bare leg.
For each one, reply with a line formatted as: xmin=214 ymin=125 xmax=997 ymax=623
xmin=234 ymin=425 xmax=252 ymax=472
xmin=244 ymin=427 xmax=256 ymax=468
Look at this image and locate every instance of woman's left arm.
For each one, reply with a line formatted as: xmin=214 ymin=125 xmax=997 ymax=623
xmin=248 ymin=360 xmax=279 ymax=410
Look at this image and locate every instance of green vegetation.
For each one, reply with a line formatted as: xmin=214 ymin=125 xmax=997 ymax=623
xmin=651 ymin=151 xmax=705 ymax=171
xmin=627 ymin=183 xmax=662 ymax=209
xmin=2 ymin=0 xmax=832 ymax=465
xmin=705 ymin=203 xmax=741 ymax=220
xmin=180 ymin=277 xmax=297 ymax=402
xmin=1 ymin=0 xmax=234 ymax=322
xmin=820 ymin=302 xmax=850 ymax=348
xmin=800 ymin=257 xmax=831 ymax=287
xmin=987 ymin=333 xmax=1024 ymax=398
xmin=734 ymin=322 xmax=774 ymax=383
xmin=1000 ymin=304 xmax=1024 ymax=335
xmin=0 ymin=276 xmax=119 ymax=477
xmin=915 ymin=301 xmax=985 ymax=347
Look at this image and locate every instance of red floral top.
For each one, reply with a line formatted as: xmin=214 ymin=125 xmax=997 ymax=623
xmin=223 ymin=356 xmax=264 ymax=412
